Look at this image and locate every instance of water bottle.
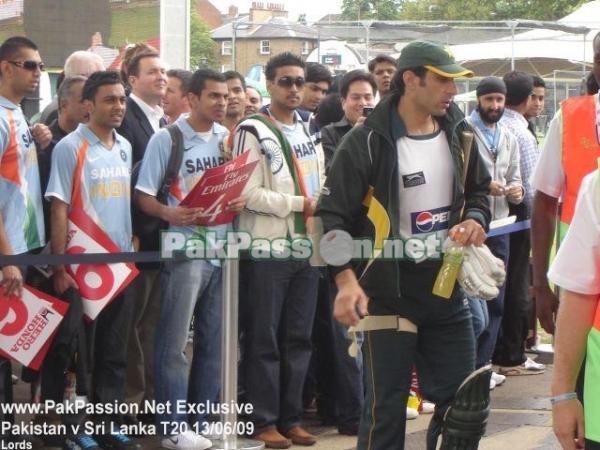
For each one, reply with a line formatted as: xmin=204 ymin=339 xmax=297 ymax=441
xmin=432 ymin=246 xmax=464 ymax=299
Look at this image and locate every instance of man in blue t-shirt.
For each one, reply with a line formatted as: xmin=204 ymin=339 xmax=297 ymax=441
xmin=46 ymin=71 xmax=140 ymax=450
xmin=135 ymin=69 xmax=244 ymax=450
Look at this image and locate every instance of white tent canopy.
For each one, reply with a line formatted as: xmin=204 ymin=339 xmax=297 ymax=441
xmin=451 ymin=1 xmax=600 ymax=77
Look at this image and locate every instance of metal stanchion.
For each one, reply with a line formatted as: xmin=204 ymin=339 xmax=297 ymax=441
xmin=211 ymin=248 xmax=263 ymax=450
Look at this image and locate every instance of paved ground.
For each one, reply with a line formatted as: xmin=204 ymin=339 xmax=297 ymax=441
xmin=9 ymin=350 xmax=558 ymax=450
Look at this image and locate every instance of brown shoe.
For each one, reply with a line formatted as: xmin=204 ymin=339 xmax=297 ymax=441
xmin=252 ymin=429 xmax=292 ymax=449
xmin=281 ymin=426 xmax=317 ymax=446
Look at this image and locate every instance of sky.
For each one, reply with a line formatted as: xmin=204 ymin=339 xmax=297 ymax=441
xmin=209 ymin=0 xmax=344 ymax=23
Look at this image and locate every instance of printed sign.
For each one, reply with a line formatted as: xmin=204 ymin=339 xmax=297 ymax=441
xmin=66 ymin=208 xmax=138 ymax=320
xmin=0 ymin=285 xmax=68 ymax=370
xmin=180 ymin=151 xmax=257 ymax=226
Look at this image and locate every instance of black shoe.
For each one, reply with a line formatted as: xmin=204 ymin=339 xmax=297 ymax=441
xmin=94 ymin=432 xmax=141 ymax=450
xmin=122 ymin=415 xmax=139 ymax=427
xmin=135 ymin=412 xmax=155 ymax=425
xmin=338 ymin=423 xmax=359 ymax=436
xmin=64 ymin=435 xmax=100 ymax=450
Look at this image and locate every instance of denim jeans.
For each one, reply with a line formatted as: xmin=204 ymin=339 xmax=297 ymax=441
xmin=333 ymin=322 xmax=364 ymax=429
xmin=477 ymin=234 xmax=509 ymax=368
xmin=468 ymin=297 xmax=489 ymax=340
xmin=239 ymin=259 xmax=319 ymax=434
xmin=329 ymin=276 xmax=364 ymax=430
xmin=154 ymin=259 xmax=222 ymax=435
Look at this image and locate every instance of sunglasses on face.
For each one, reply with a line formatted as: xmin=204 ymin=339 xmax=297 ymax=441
xmin=8 ymin=60 xmax=45 ymax=71
xmin=276 ymin=76 xmax=306 ymax=88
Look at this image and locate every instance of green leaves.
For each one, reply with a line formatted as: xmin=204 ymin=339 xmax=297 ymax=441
xmin=190 ymin=11 xmax=218 ymax=70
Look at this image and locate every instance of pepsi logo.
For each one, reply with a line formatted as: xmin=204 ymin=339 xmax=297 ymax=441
xmin=416 ymin=211 xmax=435 ymax=232
xmin=411 ymin=207 xmax=450 ymax=234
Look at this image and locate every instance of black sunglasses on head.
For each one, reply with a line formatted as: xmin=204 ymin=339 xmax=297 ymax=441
xmin=8 ymin=60 xmax=45 ymax=71
xmin=276 ymin=76 xmax=305 ymax=88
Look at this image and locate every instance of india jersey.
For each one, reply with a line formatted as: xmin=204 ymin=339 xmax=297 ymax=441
xmin=397 ymin=131 xmax=453 ymax=261
xmin=0 ymin=97 xmax=45 ymax=255
xmin=281 ymin=120 xmax=320 ymax=198
xmin=46 ymin=124 xmax=133 ymax=252
xmin=135 ymin=116 xmax=229 ymax=256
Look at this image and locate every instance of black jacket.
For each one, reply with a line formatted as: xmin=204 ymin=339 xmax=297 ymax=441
xmin=320 ymin=116 xmax=353 ymax=174
xmin=315 ymin=90 xmax=491 ymax=300
xmin=117 ymin=97 xmax=165 ymax=164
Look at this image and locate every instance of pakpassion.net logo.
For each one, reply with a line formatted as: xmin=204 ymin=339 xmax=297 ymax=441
xmin=159 ymin=229 xmax=443 ymax=264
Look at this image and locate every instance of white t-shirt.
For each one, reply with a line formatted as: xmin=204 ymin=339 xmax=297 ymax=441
xmin=549 ymin=169 xmax=600 ymax=294
xmin=397 ymin=130 xmax=453 ymax=260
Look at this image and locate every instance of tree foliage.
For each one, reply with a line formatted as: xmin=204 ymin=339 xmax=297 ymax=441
xmin=398 ymin=0 xmax=588 ymax=21
xmin=190 ymin=9 xmax=218 ymax=70
xmin=341 ymin=0 xmax=401 ymax=20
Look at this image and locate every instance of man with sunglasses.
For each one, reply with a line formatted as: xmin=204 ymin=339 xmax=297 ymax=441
xmin=0 ymin=35 xmax=47 ymax=448
xmin=230 ymin=52 xmax=326 ymax=449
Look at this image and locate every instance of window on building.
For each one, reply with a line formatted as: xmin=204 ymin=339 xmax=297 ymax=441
xmin=302 ymin=41 xmax=310 ymax=55
xmin=260 ymin=40 xmax=271 ymax=55
xmin=222 ymin=41 xmax=232 ymax=55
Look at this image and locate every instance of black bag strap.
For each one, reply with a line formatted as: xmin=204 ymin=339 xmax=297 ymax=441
xmin=157 ymin=123 xmax=184 ymax=200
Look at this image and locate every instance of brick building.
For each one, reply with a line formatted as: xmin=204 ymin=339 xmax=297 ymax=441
xmin=211 ymin=2 xmax=327 ymax=76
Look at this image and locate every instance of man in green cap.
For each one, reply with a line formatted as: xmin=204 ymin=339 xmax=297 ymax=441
xmin=315 ymin=39 xmax=492 ymax=449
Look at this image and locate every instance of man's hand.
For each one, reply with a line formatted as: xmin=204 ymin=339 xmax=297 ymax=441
xmin=536 ymin=284 xmax=559 ymax=334
xmin=552 ymin=400 xmax=584 ymax=450
xmin=333 ymin=270 xmax=369 ymax=326
xmin=505 ymin=184 xmax=524 ymax=203
xmin=52 ymin=268 xmax=78 ymax=296
xmin=226 ymin=196 xmax=246 ymax=214
xmin=489 ymin=181 xmax=506 ymax=196
xmin=449 ymin=219 xmax=486 ymax=246
xmin=303 ymin=197 xmax=317 ymax=217
xmin=163 ymin=206 xmax=204 ymax=227
xmin=31 ymin=123 xmax=52 ymax=151
xmin=1 ymin=265 xmax=23 ymax=297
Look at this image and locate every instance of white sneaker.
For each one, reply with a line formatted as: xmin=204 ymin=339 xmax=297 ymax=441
xmin=523 ymin=357 xmax=546 ymax=371
xmin=491 ymin=371 xmax=506 ymax=386
xmin=420 ymin=400 xmax=435 ymax=414
xmin=200 ymin=422 xmax=221 ymax=440
xmin=406 ymin=407 xmax=419 ymax=420
xmin=489 ymin=378 xmax=496 ymax=390
xmin=162 ymin=430 xmax=212 ymax=450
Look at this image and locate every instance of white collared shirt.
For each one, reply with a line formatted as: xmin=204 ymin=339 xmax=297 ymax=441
xmin=130 ymin=93 xmax=164 ymax=132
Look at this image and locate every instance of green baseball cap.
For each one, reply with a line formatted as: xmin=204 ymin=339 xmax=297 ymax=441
xmin=397 ymin=39 xmax=474 ymax=78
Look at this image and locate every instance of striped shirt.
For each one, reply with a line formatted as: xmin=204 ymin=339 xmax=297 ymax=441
xmin=500 ymin=108 xmax=539 ymax=213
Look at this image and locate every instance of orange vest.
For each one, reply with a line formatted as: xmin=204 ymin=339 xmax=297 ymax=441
xmin=561 ymin=95 xmax=600 ymax=226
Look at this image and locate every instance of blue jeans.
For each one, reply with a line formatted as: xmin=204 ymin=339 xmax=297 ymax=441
xmin=154 ymin=259 xmax=222 ymax=435
xmin=239 ymin=259 xmax=319 ymax=434
xmin=476 ymin=234 xmax=509 ymax=368
xmin=468 ymin=297 xmax=489 ymax=340
xmin=329 ymin=275 xmax=364 ymax=429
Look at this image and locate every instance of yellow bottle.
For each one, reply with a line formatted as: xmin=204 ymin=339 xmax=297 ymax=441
xmin=432 ymin=246 xmax=464 ymax=298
